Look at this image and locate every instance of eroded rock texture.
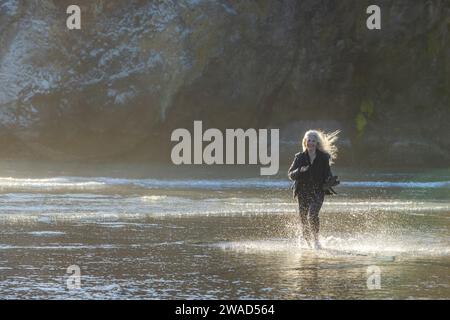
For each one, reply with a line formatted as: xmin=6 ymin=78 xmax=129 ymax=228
xmin=0 ymin=0 xmax=448 ymax=165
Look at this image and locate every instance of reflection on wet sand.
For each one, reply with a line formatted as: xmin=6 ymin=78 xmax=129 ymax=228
xmin=0 ymin=167 xmax=449 ymax=299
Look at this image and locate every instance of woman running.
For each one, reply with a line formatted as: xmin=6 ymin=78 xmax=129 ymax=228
xmin=288 ymin=129 xmax=339 ymax=249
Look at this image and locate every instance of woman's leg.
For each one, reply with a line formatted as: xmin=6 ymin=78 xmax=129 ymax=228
xmin=308 ymin=191 xmax=324 ymax=248
xmin=298 ymin=196 xmax=312 ymax=246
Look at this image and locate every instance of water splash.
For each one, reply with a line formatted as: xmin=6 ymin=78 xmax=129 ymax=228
xmin=213 ymin=235 xmax=450 ymax=258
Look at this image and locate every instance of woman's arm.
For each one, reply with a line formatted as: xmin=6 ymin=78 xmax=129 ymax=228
xmin=288 ymin=155 xmax=306 ymax=181
xmin=288 ymin=155 xmax=299 ymax=181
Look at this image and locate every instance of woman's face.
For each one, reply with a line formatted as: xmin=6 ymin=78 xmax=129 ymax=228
xmin=306 ymin=135 xmax=317 ymax=151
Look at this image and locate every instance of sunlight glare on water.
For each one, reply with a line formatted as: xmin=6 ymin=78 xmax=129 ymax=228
xmin=0 ymin=166 xmax=449 ymax=299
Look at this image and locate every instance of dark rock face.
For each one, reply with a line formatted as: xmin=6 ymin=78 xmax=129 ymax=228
xmin=0 ymin=0 xmax=448 ymax=166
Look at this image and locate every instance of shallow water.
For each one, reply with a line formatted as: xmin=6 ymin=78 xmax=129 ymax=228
xmin=0 ymin=163 xmax=449 ymax=299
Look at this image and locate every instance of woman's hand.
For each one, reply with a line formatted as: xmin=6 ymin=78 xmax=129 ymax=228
xmin=300 ymin=165 xmax=310 ymax=172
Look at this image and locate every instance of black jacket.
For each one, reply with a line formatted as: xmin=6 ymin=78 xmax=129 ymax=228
xmin=288 ymin=149 xmax=332 ymax=198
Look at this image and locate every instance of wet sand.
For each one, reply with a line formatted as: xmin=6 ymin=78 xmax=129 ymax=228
xmin=1 ymin=211 xmax=449 ymax=299
xmin=0 ymin=164 xmax=449 ymax=299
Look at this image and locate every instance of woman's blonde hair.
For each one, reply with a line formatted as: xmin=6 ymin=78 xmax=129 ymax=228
xmin=302 ymin=129 xmax=340 ymax=164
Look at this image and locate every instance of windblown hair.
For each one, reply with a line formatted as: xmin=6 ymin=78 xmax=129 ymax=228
xmin=302 ymin=129 xmax=340 ymax=165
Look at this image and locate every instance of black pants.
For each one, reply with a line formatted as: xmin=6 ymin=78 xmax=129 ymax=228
xmin=297 ymin=190 xmax=324 ymax=242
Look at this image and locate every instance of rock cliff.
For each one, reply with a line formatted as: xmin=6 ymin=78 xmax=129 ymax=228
xmin=0 ymin=0 xmax=448 ymax=166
